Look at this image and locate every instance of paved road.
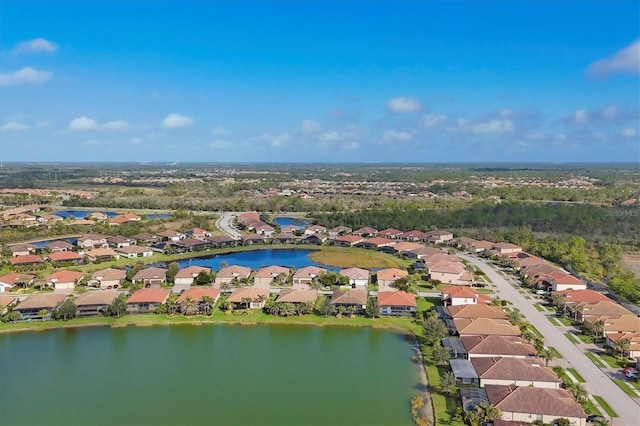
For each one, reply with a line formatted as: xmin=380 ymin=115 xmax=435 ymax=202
xmin=216 ymin=212 xmax=242 ymax=239
xmin=458 ymin=253 xmax=640 ymax=426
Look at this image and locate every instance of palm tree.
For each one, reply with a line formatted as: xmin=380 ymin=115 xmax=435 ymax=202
xmin=566 ymin=382 xmax=588 ymax=403
xmin=614 ymin=338 xmax=630 ymax=360
xmin=220 ymin=281 xmax=231 ymax=291
xmin=507 ymin=308 xmax=524 ymax=326
xmin=589 ymin=320 xmax=605 ymax=343
xmin=521 ymin=329 xmax=537 ymax=343
xmin=538 ymin=346 xmax=555 ymax=367
xmin=551 ymin=293 xmax=567 ymax=315
xmin=433 ymin=346 xmax=450 ymax=366
xmin=201 ymin=296 xmax=215 ymax=316
xmin=165 ymin=294 xmax=178 ymax=316
xmin=241 ymin=296 xmax=252 ymax=310
xmin=439 ymin=371 xmax=458 ymax=396
xmin=37 ymin=309 xmax=49 ymax=321
xmin=180 ymin=296 xmax=199 ymax=316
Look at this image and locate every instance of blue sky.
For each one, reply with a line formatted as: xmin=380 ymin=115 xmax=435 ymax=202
xmin=1 ymin=0 xmax=638 ymax=163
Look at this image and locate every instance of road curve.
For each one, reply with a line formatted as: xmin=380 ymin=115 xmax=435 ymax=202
xmin=215 ymin=212 xmax=242 ymax=239
xmin=458 ymin=253 xmax=640 ymax=426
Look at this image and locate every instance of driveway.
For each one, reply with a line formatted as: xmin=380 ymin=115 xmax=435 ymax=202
xmin=215 ymin=212 xmax=242 ymax=239
xmin=458 ymin=253 xmax=640 ymax=426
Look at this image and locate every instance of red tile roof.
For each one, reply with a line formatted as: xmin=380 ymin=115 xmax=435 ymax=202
xmin=127 ymin=288 xmax=171 ymax=304
xmin=9 ymin=254 xmax=44 ymax=265
xmin=177 ymin=287 xmax=220 ymax=303
xmin=48 ymin=251 xmax=83 ymax=262
xmin=377 ymin=291 xmax=417 ymax=307
xmin=47 ymin=270 xmax=84 ymax=283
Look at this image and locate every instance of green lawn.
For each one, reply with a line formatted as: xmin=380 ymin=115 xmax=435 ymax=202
xmin=586 ymin=352 xmax=606 ymax=368
xmin=417 ymin=297 xmax=439 ymax=313
xmin=583 ymin=399 xmax=602 ymax=416
xmin=613 ymin=378 xmax=640 ymax=398
xmin=557 ymin=316 xmax=573 ymax=326
xmin=548 ymin=317 xmax=562 ymax=326
xmin=599 ymin=353 xmax=626 ymax=369
xmin=533 ymin=303 xmax=546 ymax=312
xmin=567 ymin=368 xmax=585 ymax=383
xmin=422 ymin=347 xmax=461 ymax=426
xmin=528 ymin=324 xmax=544 ymax=338
xmin=564 ymin=332 xmax=581 ymax=343
xmin=575 ymin=333 xmax=593 ymax=344
xmin=548 ymin=346 xmax=562 ymax=359
xmin=593 ymin=395 xmax=617 ymax=418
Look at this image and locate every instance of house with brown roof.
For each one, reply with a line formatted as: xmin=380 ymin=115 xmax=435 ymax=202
xmin=472 ymin=357 xmax=561 ymax=388
xmin=0 ymin=273 xmax=35 ymax=292
xmin=130 ymin=232 xmax=160 ymax=244
xmin=579 ymin=301 xmax=634 ymax=323
xmin=356 ymin=237 xmax=396 ymax=250
xmin=447 ymin=304 xmax=507 ymax=320
xmin=378 ymin=228 xmax=404 ymax=239
xmin=467 ymin=240 xmax=494 ymax=253
xmin=485 ymin=385 xmax=586 ymax=426
xmin=207 ymin=235 xmax=239 ymax=248
xmin=352 ymin=227 xmax=378 ymax=237
xmin=226 ymin=287 xmax=269 ymax=309
xmin=157 ymin=230 xmax=184 ymax=242
xmin=399 ymin=230 xmax=427 ymax=242
xmin=426 ymin=229 xmax=454 ymax=244
xmin=47 ymin=251 xmax=84 ymax=266
xmin=46 ymin=270 xmax=84 ymax=291
xmin=454 ymin=318 xmax=521 ymax=337
xmin=177 ymin=288 xmax=221 ymax=313
xmin=109 ymin=213 xmax=141 ymax=225
xmin=378 ymin=291 xmax=416 ymax=316
xmin=330 ymin=289 xmax=368 ymax=313
xmin=215 ymin=265 xmax=252 ymax=285
xmin=272 ymin=232 xmax=297 ymax=244
xmin=404 ymin=246 xmax=442 ymax=260
xmin=9 ymin=254 xmax=44 ymax=267
xmin=292 ymin=266 xmax=327 ymax=286
xmin=275 ymin=288 xmax=318 ymax=305
xmin=551 ymin=289 xmax=610 ymax=305
xmin=8 ymin=243 xmax=38 ymax=257
xmin=254 ymin=265 xmax=290 ymax=286
xmin=585 ymin=314 xmax=640 ymax=337
xmin=428 ymin=260 xmax=474 ymax=285
xmin=186 ymin=227 xmax=212 ymax=240
xmin=90 ymin=268 xmax=126 ymax=289
xmin=106 ymin=236 xmax=135 ymax=248
xmin=542 ymin=271 xmax=586 ymax=292
xmin=126 ymin=288 xmax=171 ymax=314
xmin=0 ymin=295 xmax=18 ymax=314
xmin=75 ymin=290 xmax=120 ymax=316
xmin=241 ymin=234 xmax=265 ymax=245
xmin=280 ymin=224 xmax=300 ymax=234
xmin=14 ymin=293 xmax=68 ymax=320
xmin=461 ymin=335 xmax=538 ymax=359
xmin=85 ymin=248 xmax=120 ymax=262
xmin=255 ymin=223 xmax=275 ymax=237
xmin=333 ymin=235 xmax=365 ymax=247
xmin=301 ymin=234 xmax=327 ymax=245
xmin=606 ymin=332 xmax=640 ymax=358
xmin=390 ymin=242 xmax=424 ymax=254
xmin=304 ymin=224 xmax=326 ymax=235
xmin=174 ymin=266 xmax=211 ymax=286
xmin=441 ymin=286 xmax=479 ymax=306
xmin=328 ymin=226 xmax=352 ymax=238
xmin=45 ymin=240 xmax=74 ymax=252
xmin=132 ymin=267 xmax=167 ymax=287
xmin=116 ymin=245 xmax=154 ymax=258
xmin=77 ymin=235 xmax=109 ymax=250
xmin=376 ymin=268 xmax=409 ymax=287
xmin=492 ymin=242 xmax=523 ymax=255
xmin=339 ymin=267 xmax=370 ymax=289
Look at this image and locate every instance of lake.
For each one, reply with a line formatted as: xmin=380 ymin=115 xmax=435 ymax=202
xmin=177 ymin=248 xmax=338 ymax=271
xmin=54 ymin=209 xmax=118 ymax=219
xmin=31 ymin=236 xmax=78 ymax=248
xmin=273 ymin=216 xmax=310 ymax=227
xmin=0 ymin=324 xmax=419 ymax=425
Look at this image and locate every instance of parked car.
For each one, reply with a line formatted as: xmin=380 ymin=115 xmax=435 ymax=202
xmin=622 ymin=367 xmax=638 ymax=374
xmin=626 ymin=371 xmax=638 ymax=378
xmin=586 ymin=414 xmax=604 ymax=423
xmin=536 ymin=289 xmax=549 ymax=296
xmin=471 ymin=283 xmax=486 ymax=288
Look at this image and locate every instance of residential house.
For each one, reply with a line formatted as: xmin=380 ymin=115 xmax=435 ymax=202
xmin=304 ymin=224 xmax=326 ymax=235
xmin=441 ymin=286 xmax=479 ymax=306
xmin=132 ymin=267 xmax=168 ymax=287
xmin=75 ymin=290 xmax=120 ymax=316
xmin=607 ymin=332 xmax=640 ymax=358
xmin=492 ymin=242 xmax=523 ymax=255
xmin=186 ymin=227 xmax=211 ymax=240
xmin=461 ymin=335 xmax=538 ymax=359
xmin=403 ymin=246 xmax=442 ymax=260
xmin=356 ymin=237 xmax=396 ymax=250
xmin=352 ymin=227 xmax=378 ymax=237
xmin=0 ymin=295 xmax=18 ymax=314
xmin=90 ymin=268 xmax=126 ymax=289
xmin=339 ymin=267 xmax=370 ymax=289
xmin=426 ymin=229 xmax=454 ymax=244
xmin=551 ymin=289 xmax=610 ymax=305
xmin=376 ymin=268 xmax=409 ymax=287
xmin=329 ymin=289 xmax=368 ymax=313
xmin=45 ymin=240 xmax=74 ymax=252
xmin=585 ymin=315 xmax=640 ymax=337
xmin=428 ymin=260 xmax=474 ymax=285
xmin=14 ymin=293 xmax=67 ymax=320
xmin=172 ymin=238 xmax=212 ymax=253
xmin=176 ymin=288 xmax=221 ymax=313
xmin=333 ymin=235 xmax=365 ymax=247
xmin=8 ymin=243 xmax=38 ymax=257
xmin=399 ymin=230 xmax=427 ymax=242
xmin=390 ymin=242 xmax=424 ymax=254
xmin=272 ymin=233 xmax=297 ymax=244
xmin=579 ymin=301 xmax=634 ymax=324
xmin=126 ymin=288 xmax=171 ymax=314
xmin=85 ymin=248 xmax=120 ymax=262
xmin=485 ymin=385 xmax=586 ymax=426
xmin=378 ymin=291 xmax=417 ymax=316
xmin=447 ymin=304 xmax=507 ymax=320
xmin=9 ymin=254 xmax=44 ymax=267
xmin=241 ymin=234 xmax=266 ymax=245
xmin=175 ymin=266 xmax=211 ymax=286
xmin=208 ymin=235 xmax=239 ymax=248
xmin=328 ymin=226 xmax=352 ymax=238
xmin=106 ymin=236 xmax=134 ymax=248
xmin=157 ymin=230 xmax=184 ymax=242
xmin=280 ymin=224 xmax=300 ymax=234
xmin=226 ymin=287 xmax=269 ymax=309
xmin=0 ymin=273 xmax=35 ymax=292
xmin=542 ymin=271 xmax=587 ymax=292
xmin=130 ymin=232 xmax=159 ymax=245
xmin=301 ymin=234 xmax=327 ymax=245
xmin=254 ymin=265 xmax=290 ymax=286
xmin=215 ymin=265 xmax=252 ymax=286
xmin=47 ymin=251 xmax=84 ymax=266
xmin=77 ymin=235 xmax=109 ymax=250
xmin=292 ymin=266 xmax=327 ymax=286
xmin=108 ymin=213 xmax=141 ymax=225
xmin=423 ymin=253 xmax=459 ymax=264
xmin=454 ymin=318 xmax=521 ymax=337
xmin=255 ymin=223 xmax=275 ymax=237
xmin=69 ymin=219 xmax=95 ymax=226
xmin=116 ymin=245 xmax=154 ymax=258
xmin=467 ymin=240 xmax=494 ymax=253
xmin=47 ymin=270 xmax=84 ymax=291
xmin=378 ymin=228 xmax=404 ymax=239
xmin=472 ymin=357 xmax=561 ymax=388
xmin=275 ymin=288 xmax=318 ymax=306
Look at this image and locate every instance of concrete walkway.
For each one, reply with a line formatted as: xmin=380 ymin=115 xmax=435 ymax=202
xmin=458 ymin=253 xmax=640 ymax=426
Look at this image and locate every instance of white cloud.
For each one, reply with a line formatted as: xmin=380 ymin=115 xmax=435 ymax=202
xmin=387 ymin=97 xmax=421 ymax=113
xmin=621 ymin=128 xmax=638 ymax=138
xmin=602 ymin=105 xmax=618 ymax=120
xmin=0 ymin=67 xmax=53 ymax=87
xmin=586 ymin=40 xmax=640 ymax=78
xmin=0 ymin=121 xmax=28 ymax=133
xmin=472 ymin=119 xmax=514 ymax=134
xmin=102 ymin=119 xmax=129 ymax=131
xmin=299 ymin=119 xmax=322 ymax=135
xmin=36 ymin=120 xmax=51 ymax=128
xmin=68 ymin=116 xmax=98 ymax=131
xmin=383 ymin=130 xmax=413 ymax=142
xmin=422 ymin=114 xmax=446 ymax=128
xmin=14 ymin=38 xmax=58 ymax=54
xmin=130 ymin=137 xmax=142 ymax=145
xmin=258 ymin=132 xmax=291 ymax=147
xmin=162 ymin=113 xmax=193 ymax=129
xmin=211 ymin=126 xmax=230 ymax=136
xmin=500 ymin=109 xmax=514 ymax=118
xmin=573 ymin=110 xmax=589 ymax=125
xmin=210 ymin=140 xmax=232 ymax=148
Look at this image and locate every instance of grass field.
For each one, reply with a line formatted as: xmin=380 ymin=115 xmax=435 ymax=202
xmin=586 ymin=352 xmax=606 ymax=368
xmin=567 ymin=368 xmax=585 ymax=382
xmin=593 ymin=395 xmax=617 ymax=418
xmin=613 ymin=378 xmax=640 ymax=398
xmin=564 ymin=332 xmax=580 ymax=343
xmin=308 ymin=246 xmax=408 ymax=269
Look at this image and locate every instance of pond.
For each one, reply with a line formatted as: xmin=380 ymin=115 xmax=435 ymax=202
xmin=272 ymin=216 xmax=311 ymax=228
xmin=145 ymin=213 xmax=172 ymax=220
xmin=31 ymin=237 xmax=78 ymax=248
xmin=0 ymin=324 xmax=419 ymax=425
xmin=54 ymin=210 xmax=118 ymax=219
xmin=177 ymin=248 xmax=338 ymax=271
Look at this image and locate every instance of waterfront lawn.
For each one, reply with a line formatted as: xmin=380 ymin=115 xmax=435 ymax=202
xmin=422 ymin=346 xmax=460 ymax=426
xmin=417 ymin=297 xmax=439 ymax=314
xmin=307 ymin=246 xmax=409 ymax=269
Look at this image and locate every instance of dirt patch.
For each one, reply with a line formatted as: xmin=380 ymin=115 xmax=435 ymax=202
xmin=622 ymin=252 xmax=640 ymax=279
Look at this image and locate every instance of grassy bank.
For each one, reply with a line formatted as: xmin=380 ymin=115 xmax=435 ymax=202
xmin=307 ymin=246 xmax=409 ymax=269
